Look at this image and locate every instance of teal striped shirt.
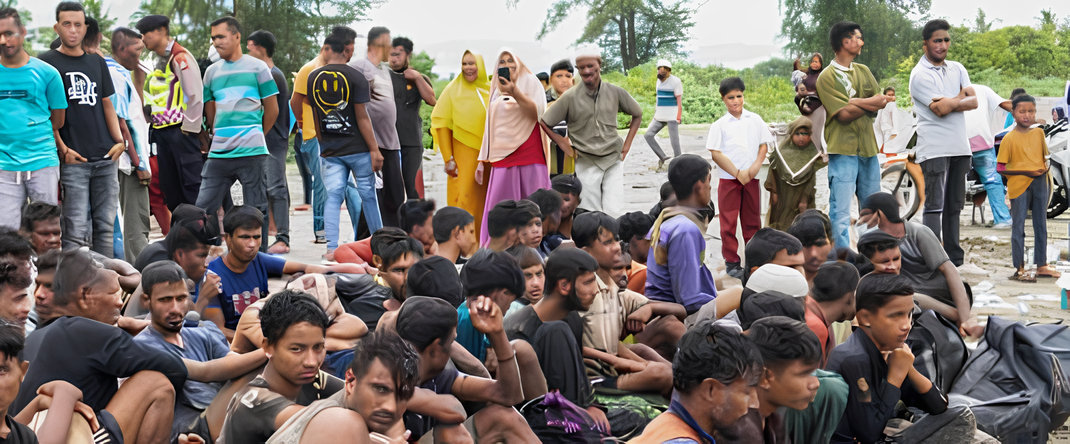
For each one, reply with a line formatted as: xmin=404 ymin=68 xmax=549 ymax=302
xmin=202 ymin=55 xmax=279 ymax=159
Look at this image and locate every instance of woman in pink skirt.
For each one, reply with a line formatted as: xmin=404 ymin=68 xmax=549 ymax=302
xmin=477 ymin=49 xmax=551 ymax=245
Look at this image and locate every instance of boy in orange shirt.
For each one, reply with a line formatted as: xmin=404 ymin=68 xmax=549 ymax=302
xmin=998 ymin=94 xmax=1061 ymax=281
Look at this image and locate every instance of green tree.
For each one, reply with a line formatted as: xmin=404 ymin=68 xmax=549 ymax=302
xmin=527 ymin=0 xmax=698 ymax=72
xmin=972 ymin=8 xmax=999 ymax=33
xmin=133 ymin=0 xmax=233 ymax=66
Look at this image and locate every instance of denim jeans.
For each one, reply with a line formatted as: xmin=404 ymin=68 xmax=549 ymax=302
xmin=300 ymin=138 xmax=361 ymax=237
xmin=1011 ymin=176 xmax=1049 ymax=268
xmin=971 ymin=148 xmax=1011 ymax=225
xmin=323 ymin=152 xmax=382 ymax=250
xmin=828 ymin=154 xmax=881 ymax=249
xmin=265 ymin=134 xmax=290 ymax=246
xmin=61 ymin=160 xmax=119 ymax=257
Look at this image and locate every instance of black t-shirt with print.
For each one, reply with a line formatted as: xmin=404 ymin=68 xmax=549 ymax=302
xmin=391 ymin=70 xmax=430 ymax=148
xmin=37 ymin=50 xmax=116 ymax=159
xmin=0 ymin=415 xmax=38 ymax=444
xmin=307 ymin=63 xmax=372 ymax=157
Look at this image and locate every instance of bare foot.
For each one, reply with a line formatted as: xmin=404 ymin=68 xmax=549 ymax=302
xmin=322 ymin=252 xmax=335 ymax=262
xmin=267 ymin=241 xmax=290 ymax=254
xmin=1037 ymin=265 xmax=1062 ymax=278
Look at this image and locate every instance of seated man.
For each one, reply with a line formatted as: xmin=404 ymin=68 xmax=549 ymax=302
xmin=717 ymin=316 xmax=822 ymax=443
xmin=407 ymin=255 xmax=465 ymax=308
xmin=573 ymin=212 xmax=682 ymax=395
xmin=455 ymin=249 xmax=524 ymax=363
xmin=342 ymin=228 xmax=424 ymax=331
xmin=27 ymin=251 xmax=59 ymax=333
xmin=856 ymin=230 xmax=903 ymax=276
xmin=268 ymin=330 xmax=421 ymax=443
xmin=133 ymin=261 xmax=268 ymax=441
xmin=804 ymin=262 xmax=860 ymax=366
xmin=14 ymin=249 xmax=187 ymax=444
xmin=131 ymin=204 xmax=220 ymax=273
xmin=431 ymin=206 xmax=477 ymax=266
xmin=645 ymin=155 xmax=719 ymax=322
xmin=743 ymin=228 xmax=805 ymax=285
xmin=218 ymin=290 xmax=345 ymax=443
xmin=617 ymin=211 xmax=654 ymax=294
xmin=205 ymin=206 xmax=363 ymax=339
xmin=787 ymin=212 xmax=835 ymax=285
xmin=527 ymin=188 xmax=564 ymax=256
xmin=0 ymin=229 xmax=34 ymax=331
xmin=517 ymin=200 xmax=545 ymax=251
xmin=396 ymin=296 xmax=538 ymax=443
xmin=335 ymin=199 xmax=438 ymax=264
xmin=504 ymin=245 xmax=545 ymax=312
xmin=485 ymin=200 xmax=541 ymax=253
xmin=828 ymin=273 xmax=974 ymax=443
xmin=631 ymin=320 xmax=764 ymax=443
xmin=125 ymin=212 xmax=223 ymax=318
xmin=857 ymin=193 xmax=980 ymax=337
xmin=504 ymin=248 xmax=610 ymax=433
xmin=548 ymin=174 xmax=582 ymax=240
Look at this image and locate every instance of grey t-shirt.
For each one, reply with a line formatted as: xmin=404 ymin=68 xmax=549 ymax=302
xmin=541 ymin=80 xmax=642 ymax=169
xmin=910 ymin=57 xmax=972 ymax=162
xmin=348 ymin=57 xmax=400 ymax=151
xmin=898 ymin=222 xmax=953 ymax=304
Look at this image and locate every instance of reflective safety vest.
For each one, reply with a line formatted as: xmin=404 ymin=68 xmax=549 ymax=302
xmin=145 ymin=43 xmax=190 ymax=129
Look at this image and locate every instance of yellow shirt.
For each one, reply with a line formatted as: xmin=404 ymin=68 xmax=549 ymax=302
xmin=997 ymin=127 xmax=1048 ymax=199
xmin=293 ymin=58 xmax=326 ymax=140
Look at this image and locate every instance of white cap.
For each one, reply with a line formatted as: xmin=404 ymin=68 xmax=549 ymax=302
xmin=744 ymin=264 xmax=809 ymax=298
xmin=574 ymin=44 xmax=602 ymax=61
xmin=656 ymin=59 xmax=672 ymax=69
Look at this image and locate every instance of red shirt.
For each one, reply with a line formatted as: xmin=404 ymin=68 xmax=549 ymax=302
xmin=493 ymin=124 xmax=544 ymax=168
xmin=805 ymin=296 xmax=833 ymax=368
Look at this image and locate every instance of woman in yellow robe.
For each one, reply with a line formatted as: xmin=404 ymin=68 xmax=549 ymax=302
xmin=432 ymin=50 xmax=491 ymax=239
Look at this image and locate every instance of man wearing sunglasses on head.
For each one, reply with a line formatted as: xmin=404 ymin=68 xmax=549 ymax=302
xmin=910 ymin=19 xmax=977 ymax=268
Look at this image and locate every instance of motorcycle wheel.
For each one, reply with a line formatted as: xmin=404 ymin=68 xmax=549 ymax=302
xmin=881 ymin=163 xmax=921 ymax=220
xmin=1048 ymin=184 xmax=1068 ymax=218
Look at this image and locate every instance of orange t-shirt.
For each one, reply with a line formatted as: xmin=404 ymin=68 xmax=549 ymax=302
xmin=627 ymin=261 xmax=648 ymax=294
xmin=629 ymin=412 xmax=709 ymax=444
xmin=997 ymin=127 xmax=1048 ymax=199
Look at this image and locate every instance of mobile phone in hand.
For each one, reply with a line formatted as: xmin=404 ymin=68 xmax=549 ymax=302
xmin=497 ymin=66 xmax=510 ymax=83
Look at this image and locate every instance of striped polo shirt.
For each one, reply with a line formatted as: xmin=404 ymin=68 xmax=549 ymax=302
xmin=202 ymin=54 xmax=279 ymax=159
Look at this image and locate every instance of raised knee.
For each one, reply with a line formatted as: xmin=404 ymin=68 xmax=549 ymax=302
xmin=130 ymin=371 xmax=176 ymax=399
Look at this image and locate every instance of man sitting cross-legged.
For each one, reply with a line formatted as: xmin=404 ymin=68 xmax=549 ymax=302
xmin=14 ymin=248 xmax=187 ymax=444
xmin=572 ymin=211 xmax=683 ymax=396
xmin=132 ymin=261 xmax=269 ymax=442
xmin=631 ymin=320 xmax=764 ymax=443
xmin=268 ymin=330 xmax=419 ymax=444
xmin=396 ymin=296 xmax=538 ymax=443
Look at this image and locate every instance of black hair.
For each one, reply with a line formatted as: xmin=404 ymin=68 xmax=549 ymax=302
xmin=572 ymin=212 xmax=619 ymax=249
xmin=659 ymin=181 xmax=675 ymax=201
xmin=883 ymin=86 xmax=895 ymax=95
xmin=55 ymin=1 xmax=84 ymax=22
xmin=35 ymin=250 xmax=60 ymax=274
xmin=21 ymin=201 xmax=60 ymax=234
xmin=223 ymin=206 xmax=263 ymax=234
xmin=1012 ymin=94 xmax=1036 ymax=111
xmin=209 ymin=16 xmax=241 ymax=35
xmin=506 ymin=245 xmax=543 ymax=269
xmin=392 ymin=36 xmax=413 ymax=54
xmin=719 ymin=77 xmax=745 ymax=97
xmin=517 ymin=200 xmax=541 ymax=224
xmin=829 ymin=21 xmax=861 ymax=53
xmin=544 ymin=249 xmax=598 ymax=298
xmin=395 ymin=296 xmax=456 ymax=352
xmin=398 ymin=199 xmax=436 ymax=235
xmin=787 ymin=214 xmax=830 ymax=248
xmin=367 ymin=26 xmax=389 ymax=47
xmin=550 ymin=59 xmax=574 ymax=75
xmin=432 ymin=207 xmax=474 ymax=244
xmin=0 ymin=228 xmax=33 ymax=290
xmin=743 ymin=228 xmax=803 ymax=284
xmin=855 ymin=273 xmax=914 ymax=313
xmin=349 ymin=331 xmax=420 ymax=401
xmin=858 ymin=236 xmax=900 ymax=260
xmin=0 ymin=320 xmax=24 ymax=362
xmin=1010 ymin=88 xmax=1027 ymax=99
xmin=166 ymin=224 xmax=208 ymax=260
xmin=111 ymin=27 xmax=142 ymax=53
xmin=922 ymin=19 xmax=950 ymax=41
xmin=618 ymin=211 xmax=653 ymax=243
xmin=259 ymin=289 xmax=329 ymax=346
xmin=323 ymin=33 xmax=346 ymax=54
xmin=0 ymin=8 xmax=24 ymax=29
xmin=247 ymin=30 xmax=276 ymax=58
xmin=487 ymin=200 xmax=537 ymax=238
xmin=527 ymin=189 xmax=563 ymax=221
xmin=82 ymin=16 xmax=100 ymax=49
xmin=674 ymin=320 xmax=763 ymax=393
xmin=668 ymin=154 xmax=712 ymax=201
xmin=370 ymin=227 xmax=423 ymax=268
xmin=748 ymin=316 xmax=822 ymax=369
xmin=52 ymin=249 xmax=108 ymax=307
xmin=329 ymin=25 xmax=357 ymax=46
xmin=141 ymin=261 xmax=187 ymax=298
xmin=135 ymin=14 xmax=169 ymax=35
xmin=536 ymin=72 xmax=549 ymax=81
xmin=551 ymin=174 xmax=582 ymax=196
xmin=810 ymin=261 xmax=859 ymax=303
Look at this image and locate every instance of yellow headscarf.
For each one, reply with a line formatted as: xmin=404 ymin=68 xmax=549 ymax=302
xmin=431 ymin=50 xmax=490 ymax=150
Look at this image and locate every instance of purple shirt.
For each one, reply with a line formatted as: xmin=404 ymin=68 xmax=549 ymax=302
xmin=644 ymin=216 xmax=717 ymax=313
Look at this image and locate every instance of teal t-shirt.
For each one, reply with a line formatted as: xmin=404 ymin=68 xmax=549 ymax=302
xmin=456 ymin=302 xmax=490 ymax=362
xmin=0 ymin=58 xmax=67 ymax=171
xmin=202 ymin=55 xmax=279 ymax=159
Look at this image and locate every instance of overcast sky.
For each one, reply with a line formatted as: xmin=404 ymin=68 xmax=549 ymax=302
xmin=20 ymin=0 xmax=1070 ymax=74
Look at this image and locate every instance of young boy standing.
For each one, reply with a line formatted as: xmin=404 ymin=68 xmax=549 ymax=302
xmin=707 ymin=77 xmax=775 ymax=279
xmin=998 ymin=94 xmax=1060 ymax=281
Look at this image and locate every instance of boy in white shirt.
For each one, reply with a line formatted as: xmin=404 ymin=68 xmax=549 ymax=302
xmin=707 ymin=77 xmax=775 ymax=279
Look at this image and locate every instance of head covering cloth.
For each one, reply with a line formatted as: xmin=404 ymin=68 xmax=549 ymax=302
xmin=431 ymin=50 xmax=490 ymax=150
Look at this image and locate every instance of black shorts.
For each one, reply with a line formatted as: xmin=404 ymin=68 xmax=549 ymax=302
xmin=97 ymin=409 xmax=125 ymax=444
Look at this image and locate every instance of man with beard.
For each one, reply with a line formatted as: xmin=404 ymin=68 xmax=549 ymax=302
xmin=388 ymin=37 xmax=436 ymax=200
xmin=644 ymin=60 xmax=683 ymax=171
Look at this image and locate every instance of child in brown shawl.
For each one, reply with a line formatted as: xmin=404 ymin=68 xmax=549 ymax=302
xmin=765 ymin=117 xmax=826 ymax=230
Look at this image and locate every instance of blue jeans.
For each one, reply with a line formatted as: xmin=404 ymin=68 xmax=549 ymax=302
xmin=300 ymin=138 xmax=361 ymax=236
xmin=828 ymin=154 xmax=881 ymax=249
xmin=971 ymin=148 xmax=1011 ymax=225
xmin=1011 ymin=176 xmax=1049 ymax=268
xmin=323 ymin=152 xmax=382 ymax=250
xmin=61 ymin=160 xmax=119 ymax=257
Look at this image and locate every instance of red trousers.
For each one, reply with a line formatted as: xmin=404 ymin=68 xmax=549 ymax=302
xmin=718 ymin=178 xmax=761 ymax=263
xmin=149 ymin=155 xmax=171 ymax=234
